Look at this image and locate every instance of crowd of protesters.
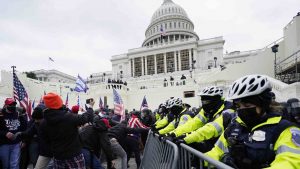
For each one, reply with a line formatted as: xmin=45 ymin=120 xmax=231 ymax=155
xmin=0 ymin=93 xmax=153 ymax=169
xmin=1 ymin=74 xmax=300 ymax=169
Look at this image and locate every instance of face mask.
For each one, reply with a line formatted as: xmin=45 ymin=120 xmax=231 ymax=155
xmin=6 ymin=106 xmax=16 ymax=113
xmin=202 ymin=100 xmax=219 ymax=114
xmin=237 ymin=107 xmax=261 ymax=129
xmin=170 ymin=106 xmax=182 ymax=115
xmin=291 ymin=108 xmax=300 ymax=123
xmin=158 ymin=107 xmax=165 ymax=114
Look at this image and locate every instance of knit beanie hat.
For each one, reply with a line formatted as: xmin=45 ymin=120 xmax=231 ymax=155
xmin=43 ymin=93 xmax=63 ymax=109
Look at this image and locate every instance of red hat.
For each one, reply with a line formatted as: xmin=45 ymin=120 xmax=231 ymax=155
xmin=4 ymin=98 xmax=17 ymax=106
xmin=71 ymin=105 xmax=79 ymax=114
xmin=43 ymin=93 xmax=63 ymax=109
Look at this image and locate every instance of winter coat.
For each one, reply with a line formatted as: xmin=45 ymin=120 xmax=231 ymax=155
xmin=40 ymin=108 xmax=93 ymax=160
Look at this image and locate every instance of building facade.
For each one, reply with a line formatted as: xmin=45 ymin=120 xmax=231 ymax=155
xmin=111 ymin=0 xmax=225 ymax=80
xmin=33 ymin=69 xmax=76 ymax=83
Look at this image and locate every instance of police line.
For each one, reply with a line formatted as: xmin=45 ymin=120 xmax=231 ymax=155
xmin=140 ymin=130 xmax=234 ymax=169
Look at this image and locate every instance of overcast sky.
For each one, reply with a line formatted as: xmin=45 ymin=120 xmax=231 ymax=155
xmin=0 ymin=0 xmax=299 ymax=78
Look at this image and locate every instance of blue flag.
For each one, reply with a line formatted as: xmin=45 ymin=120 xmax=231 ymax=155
xmin=74 ymin=75 xmax=88 ymax=93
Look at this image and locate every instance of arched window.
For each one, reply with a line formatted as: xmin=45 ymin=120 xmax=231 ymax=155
xmin=174 ymin=22 xmax=176 ymax=28
xmin=170 ymin=22 xmax=172 ymax=28
xmin=178 ymin=22 xmax=181 ymax=28
xmin=165 ymin=23 xmax=167 ymax=29
xmin=169 ymin=8 xmax=171 ymax=12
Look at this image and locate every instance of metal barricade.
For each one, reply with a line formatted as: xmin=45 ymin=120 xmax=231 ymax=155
xmin=140 ymin=131 xmax=179 ymax=169
xmin=179 ymin=143 xmax=234 ymax=169
xmin=141 ymin=130 xmax=233 ymax=169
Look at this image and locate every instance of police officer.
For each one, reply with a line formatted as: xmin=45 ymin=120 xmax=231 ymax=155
xmin=152 ymin=100 xmax=173 ymax=131
xmin=170 ymin=86 xmax=226 ymax=138
xmin=158 ymin=98 xmax=194 ymax=135
xmin=286 ymin=98 xmax=300 ymax=124
xmin=206 ymin=75 xmax=300 ymax=169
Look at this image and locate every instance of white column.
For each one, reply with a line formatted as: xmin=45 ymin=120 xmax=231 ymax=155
xmin=145 ymin=56 xmax=148 ymax=75
xmin=178 ymin=50 xmax=182 ymax=71
xmin=174 ymin=51 xmax=177 ymax=72
xmin=164 ymin=53 xmax=167 ymax=73
xmin=154 ymin=55 xmax=157 ymax=74
xmin=189 ymin=49 xmax=192 ymax=68
xmin=132 ymin=58 xmax=135 ymax=77
xmin=141 ymin=57 xmax=144 ymax=76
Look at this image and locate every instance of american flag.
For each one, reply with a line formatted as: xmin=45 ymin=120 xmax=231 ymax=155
xmin=13 ymin=72 xmax=30 ymax=118
xmin=99 ymin=96 xmax=104 ymax=109
xmin=65 ymin=93 xmax=69 ymax=108
xmin=140 ymin=95 xmax=148 ymax=111
xmin=113 ymin=88 xmax=125 ymax=120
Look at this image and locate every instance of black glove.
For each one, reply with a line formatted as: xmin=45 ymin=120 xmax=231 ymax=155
xmin=152 ymin=130 xmax=158 ymax=137
xmin=151 ymin=124 xmax=157 ymax=131
xmin=158 ymin=134 xmax=165 ymax=141
xmin=175 ymin=139 xmax=186 ymax=146
xmin=167 ymin=133 xmax=176 ymax=138
xmin=221 ymin=154 xmax=239 ymax=169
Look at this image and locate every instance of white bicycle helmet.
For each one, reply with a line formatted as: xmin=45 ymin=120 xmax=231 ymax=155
xmin=167 ymin=98 xmax=183 ymax=109
xmin=227 ymin=74 xmax=271 ymax=100
xmin=198 ymin=86 xmax=223 ymax=97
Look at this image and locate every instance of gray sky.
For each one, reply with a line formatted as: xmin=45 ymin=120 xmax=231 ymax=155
xmin=0 ymin=0 xmax=299 ymax=77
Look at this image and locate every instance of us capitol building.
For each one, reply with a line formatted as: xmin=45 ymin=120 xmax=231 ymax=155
xmin=110 ymin=0 xmax=224 ymax=79
xmin=0 ymin=0 xmax=299 ymax=110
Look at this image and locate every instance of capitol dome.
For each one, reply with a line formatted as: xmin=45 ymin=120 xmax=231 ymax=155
xmin=142 ymin=0 xmax=199 ymax=46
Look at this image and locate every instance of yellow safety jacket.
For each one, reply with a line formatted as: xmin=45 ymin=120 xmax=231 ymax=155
xmin=171 ymin=104 xmax=225 ymax=137
xmin=184 ymin=109 xmax=235 ymax=144
xmin=155 ymin=116 xmax=169 ymax=129
xmin=205 ymin=116 xmax=300 ymax=169
xmin=155 ymin=113 xmax=160 ymax=121
xmin=158 ymin=108 xmax=193 ymax=135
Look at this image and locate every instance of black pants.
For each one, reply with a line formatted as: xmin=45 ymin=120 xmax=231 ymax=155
xmin=125 ymin=136 xmax=141 ymax=168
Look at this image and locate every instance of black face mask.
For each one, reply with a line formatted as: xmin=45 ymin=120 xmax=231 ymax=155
xmin=158 ymin=107 xmax=165 ymax=114
xmin=6 ymin=106 xmax=16 ymax=113
xmin=291 ymin=108 xmax=300 ymax=123
xmin=237 ymin=107 xmax=261 ymax=129
xmin=202 ymin=100 xmax=220 ymax=114
xmin=170 ymin=106 xmax=182 ymax=116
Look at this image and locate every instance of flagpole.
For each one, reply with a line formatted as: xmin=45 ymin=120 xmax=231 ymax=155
xmin=11 ymin=66 xmax=16 ymax=97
